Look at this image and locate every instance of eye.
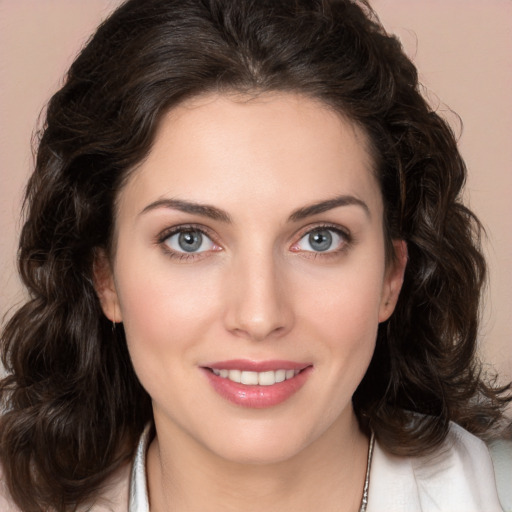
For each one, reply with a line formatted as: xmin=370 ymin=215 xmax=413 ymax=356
xmin=163 ymin=228 xmax=216 ymax=254
xmin=293 ymin=227 xmax=348 ymax=253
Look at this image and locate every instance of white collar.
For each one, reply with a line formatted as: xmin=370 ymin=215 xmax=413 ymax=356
xmin=129 ymin=424 xmax=151 ymax=512
xmin=127 ymin=422 xmax=503 ymax=512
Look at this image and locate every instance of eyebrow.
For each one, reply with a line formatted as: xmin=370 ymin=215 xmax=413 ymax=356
xmin=288 ymin=195 xmax=370 ymax=222
xmin=140 ymin=198 xmax=232 ymax=223
xmin=139 ymin=194 xmax=370 ymax=223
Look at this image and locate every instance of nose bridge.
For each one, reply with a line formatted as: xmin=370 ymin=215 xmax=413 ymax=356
xmin=225 ymin=243 xmax=292 ymax=341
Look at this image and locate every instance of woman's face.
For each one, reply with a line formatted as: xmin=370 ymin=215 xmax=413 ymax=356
xmin=96 ymin=92 xmax=406 ymax=464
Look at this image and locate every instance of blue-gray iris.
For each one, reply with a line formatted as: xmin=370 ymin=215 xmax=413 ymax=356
xmin=179 ymin=231 xmax=203 ymax=252
xmin=309 ymin=230 xmax=332 ymax=252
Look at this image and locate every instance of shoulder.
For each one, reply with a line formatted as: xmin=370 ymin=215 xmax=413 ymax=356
xmin=367 ymin=422 xmax=504 ymax=512
xmin=0 ymin=460 xmax=131 ymax=512
xmin=487 ymin=437 xmax=512 ymax=512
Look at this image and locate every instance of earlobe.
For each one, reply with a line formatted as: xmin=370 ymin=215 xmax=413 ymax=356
xmin=379 ymin=239 xmax=407 ymax=322
xmin=93 ymin=248 xmax=122 ymax=323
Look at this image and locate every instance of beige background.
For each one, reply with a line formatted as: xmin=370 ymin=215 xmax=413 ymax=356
xmin=1 ymin=1 xmax=511 ymax=383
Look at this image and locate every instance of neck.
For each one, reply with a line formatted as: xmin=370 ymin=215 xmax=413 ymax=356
xmin=147 ymin=410 xmax=369 ymax=512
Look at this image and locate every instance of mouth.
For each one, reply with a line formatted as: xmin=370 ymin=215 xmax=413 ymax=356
xmin=201 ymin=360 xmax=312 ymax=408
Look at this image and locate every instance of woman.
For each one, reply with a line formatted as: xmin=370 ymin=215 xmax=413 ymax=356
xmin=0 ymin=1 xmax=510 ymax=511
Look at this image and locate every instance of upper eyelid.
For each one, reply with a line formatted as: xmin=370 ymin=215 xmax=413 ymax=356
xmin=294 ymin=222 xmax=351 ymax=239
xmin=157 ymin=223 xmax=217 ymax=243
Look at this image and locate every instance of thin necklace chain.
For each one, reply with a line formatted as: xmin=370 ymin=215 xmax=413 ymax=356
xmin=358 ymin=430 xmax=375 ymax=512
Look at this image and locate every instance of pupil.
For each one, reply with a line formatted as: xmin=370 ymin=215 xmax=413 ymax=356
xmin=309 ymin=230 xmax=332 ymax=252
xmin=178 ymin=231 xmax=202 ymax=252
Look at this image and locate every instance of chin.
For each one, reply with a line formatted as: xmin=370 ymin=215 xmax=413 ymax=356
xmin=212 ymin=435 xmax=310 ymax=466
xmin=196 ymin=415 xmax=328 ymax=466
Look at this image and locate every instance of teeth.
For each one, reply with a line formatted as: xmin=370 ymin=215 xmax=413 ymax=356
xmin=275 ymin=369 xmax=286 ymax=383
xmin=258 ymin=371 xmax=275 ymax=386
xmin=228 ymin=369 xmax=241 ymax=383
xmin=211 ymin=368 xmax=300 ymax=385
xmin=240 ymin=371 xmax=259 ymax=385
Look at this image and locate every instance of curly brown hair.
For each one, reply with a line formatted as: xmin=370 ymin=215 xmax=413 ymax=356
xmin=1 ymin=0 xmax=510 ymax=510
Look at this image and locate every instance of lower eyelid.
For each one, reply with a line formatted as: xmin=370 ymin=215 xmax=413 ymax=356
xmin=173 ymin=251 xmax=207 ymax=261
xmin=159 ymin=240 xmax=217 ymax=262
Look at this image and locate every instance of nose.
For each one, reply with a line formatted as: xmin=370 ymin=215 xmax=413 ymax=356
xmin=223 ymin=250 xmax=294 ymax=342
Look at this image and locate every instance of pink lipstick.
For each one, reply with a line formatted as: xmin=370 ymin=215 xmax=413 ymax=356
xmin=201 ymin=359 xmax=312 ymax=408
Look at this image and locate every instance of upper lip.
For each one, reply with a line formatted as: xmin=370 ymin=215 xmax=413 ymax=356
xmin=203 ymin=359 xmax=311 ymax=372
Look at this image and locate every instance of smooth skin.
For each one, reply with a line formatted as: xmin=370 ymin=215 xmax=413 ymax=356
xmin=95 ymin=92 xmax=407 ymax=512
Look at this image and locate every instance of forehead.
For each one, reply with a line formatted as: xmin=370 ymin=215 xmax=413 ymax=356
xmin=118 ymin=92 xmax=381 ymax=221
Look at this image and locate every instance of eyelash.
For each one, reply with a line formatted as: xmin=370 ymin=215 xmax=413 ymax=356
xmin=156 ymin=223 xmax=353 ymax=261
xmin=292 ymin=224 xmax=353 ymax=259
xmin=157 ymin=224 xmax=219 ymax=261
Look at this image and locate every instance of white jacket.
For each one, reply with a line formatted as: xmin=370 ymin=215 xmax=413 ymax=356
xmin=367 ymin=422 xmax=506 ymax=511
xmin=0 ymin=422 xmax=509 ymax=511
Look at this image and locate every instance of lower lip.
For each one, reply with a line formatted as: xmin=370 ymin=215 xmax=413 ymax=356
xmin=202 ymin=367 xmax=312 ymax=408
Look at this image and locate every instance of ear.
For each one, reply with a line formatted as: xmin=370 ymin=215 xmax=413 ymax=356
xmin=378 ymin=239 xmax=407 ymax=323
xmin=93 ymin=248 xmax=122 ymax=323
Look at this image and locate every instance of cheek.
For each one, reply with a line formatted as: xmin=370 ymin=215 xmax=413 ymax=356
xmin=300 ymin=259 xmax=385 ymax=333
xmin=313 ymin=291 xmax=380 ymax=370
xmin=113 ymin=255 xmax=221 ymax=371
xmin=294 ymin=254 xmax=385 ymax=373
